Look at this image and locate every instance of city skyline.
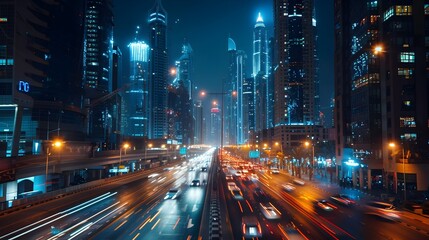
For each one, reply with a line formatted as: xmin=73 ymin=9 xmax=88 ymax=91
xmin=113 ymin=0 xmax=334 ymax=121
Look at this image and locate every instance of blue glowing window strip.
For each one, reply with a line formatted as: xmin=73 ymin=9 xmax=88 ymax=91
xmin=0 ymin=59 xmax=13 ymax=65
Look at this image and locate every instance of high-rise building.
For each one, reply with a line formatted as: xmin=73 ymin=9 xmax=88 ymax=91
xmin=175 ymin=42 xmax=193 ymax=100
xmin=110 ymin=46 xmax=123 ymax=149
xmin=148 ymin=0 xmax=168 ymax=139
xmin=226 ymin=38 xmax=247 ymax=145
xmin=380 ymin=0 xmax=429 ymax=193
xmin=0 ymin=0 xmax=86 ymax=157
xmin=243 ymin=77 xmax=254 ymax=144
xmin=82 ymin=0 xmax=114 ymax=142
xmin=334 ymin=1 xmax=429 ymax=191
xmin=193 ymin=100 xmax=204 ymax=144
xmin=209 ymin=107 xmax=221 ymax=146
xmin=273 ymin=0 xmax=319 ymax=125
xmin=253 ymin=13 xmax=270 ymax=132
xmin=125 ymin=37 xmax=150 ymax=137
xmin=170 ymin=41 xmax=194 ymax=145
xmin=225 ymin=38 xmax=238 ymax=145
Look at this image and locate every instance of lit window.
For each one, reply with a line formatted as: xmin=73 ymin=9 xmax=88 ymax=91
xmin=400 ymin=52 xmax=415 ymax=63
xmin=400 ymin=117 xmax=416 ymax=127
xmin=397 ymin=68 xmax=414 ymax=78
xmin=400 ymin=133 xmax=417 ymax=140
xmin=396 ymin=5 xmax=412 ymax=16
xmin=384 ymin=6 xmax=394 ymax=21
xmin=370 ymin=15 xmax=378 ymax=24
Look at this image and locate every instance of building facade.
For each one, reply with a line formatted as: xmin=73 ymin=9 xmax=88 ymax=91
xmin=335 ymin=0 xmax=429 ymax=192
xmin=125 ymin=40 xmax=150 ymax=137
xmin=0 ymin=0 xmax=87 ymax=157
xmin=273 ymin=0 xmax=319 ymax=125
xmin=253 ymin=13 xmax=270 ymax=132
xmin=148 ymin=0 xmax=168 ymax=139
xmin=82 ymin=0 xmax=114 ymax=143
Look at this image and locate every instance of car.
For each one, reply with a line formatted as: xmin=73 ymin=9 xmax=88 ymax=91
xmin=230 ymin=186 xmax=244 ymax=200
xmin=292 ymin=179 xmax=305 ymax=186
xmin=191 ymin=179 xmax=201 ymax=187
xmin=242 ymin=215 xmax=262 ymax=239
xmin=241 ymin=176 xmax=251 ymax=182
xmin=314 ymin=199 xmax=334 ymax=211
xmin=330 ymin=194 xmax=356 ymax=206
xmin=253 ymin=188 xmax=269 ymax=202
xmin=270 ymin=168 xmax=280 ymax=174
xmin=225 ymin=174 xmax=234 ymax=181
xmin=259 ymin=202 xmax=282 ymax=219
xmin=250 ymin=173 xmax=259 ymax=180
xmin=364 ymin=201 xmax=400 ymax=221
xmin=164 ymin=188 xmax=181 ymax=199
xmin=282 ymin=183 xmax=296 ymax=192
xmin=227 ymin=182 xmax=238 ymax=190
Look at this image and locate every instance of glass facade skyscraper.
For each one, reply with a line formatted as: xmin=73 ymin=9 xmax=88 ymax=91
xmin=253 ymin=13 xmax=270 ymax=132
xmin=148 ymin=0 xmax=168 ymax=139
xmin=335 ymin=0 xmax=429 ymax=192
xmin=125 ymin=40 xmax=150 ymax=137
xmin=273 ymin=0 xmax=319 ymax=125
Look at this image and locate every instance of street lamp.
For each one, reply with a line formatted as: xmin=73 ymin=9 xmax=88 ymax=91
xmin=389 ymin=142 xmax=407 ymax=201
xmin=119 ymin=143 xmax=130 ymax=175
xmin=46 ymin=140 xmax=62 ymax=189
xmin=145 ymin=143 xmax=152 ymax=160
xmin=275 ymin=142 xmax=284 ymax=169
xmin=304 ymin=141 xmax=315 ymax=181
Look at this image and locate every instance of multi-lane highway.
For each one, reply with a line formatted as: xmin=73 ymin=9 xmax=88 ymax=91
xmin=2 ymin=148 xmax=429 ymax=240
xmin=0 ymin=148 xmax=215 ymax=240
xmin=219 ymin=153 xmax=429 ymax=240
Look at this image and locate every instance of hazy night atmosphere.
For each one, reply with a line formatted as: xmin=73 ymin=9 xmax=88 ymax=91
xmin=1 ymin=0 xmax=429 ymax=239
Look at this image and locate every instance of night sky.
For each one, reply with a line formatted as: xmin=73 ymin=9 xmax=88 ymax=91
xmin=113 ymin=0 xmax=333 ymax=118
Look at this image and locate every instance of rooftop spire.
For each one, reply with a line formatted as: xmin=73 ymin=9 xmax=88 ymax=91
xmin=257 ymin=12 xmax=263 ymax=22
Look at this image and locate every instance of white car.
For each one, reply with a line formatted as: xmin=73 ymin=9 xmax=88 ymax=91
xmin=293 ymin=179 xmax=305 ymax=186
xmin=242 ymin=216 xmax=262 ymax=238
xmin=164 ymin=188 xmax=181 ymax=200
xmin=227 ymin=182 xmax=238 ymax=190
xmin=259 ymin=202 xmax=282 ymax=219
xmin=364 ymin=201 xmax=400 ymax=221
xmin=282 ymin=183 xmax=296 ymax=192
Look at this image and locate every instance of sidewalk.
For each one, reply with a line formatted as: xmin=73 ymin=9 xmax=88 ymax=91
xmin=280 ymin=169 xmax=429 ymax=222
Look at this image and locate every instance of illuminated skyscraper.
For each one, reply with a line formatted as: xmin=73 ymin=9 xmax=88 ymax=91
xmin=335 ymin=0 xmax=429 ymax=192
xmin=0 ymin=0 xmax=86 ymax=157
xmin=273 ymin=0 xmax=319 ymax=125
xmin=148 ymin=0 xmax=168 ymax=139
xmin=226 ymin=38 xmax=247 ymax=145
xmin=169 ymin=41 xmax=194 ymax=145
xmin=253 ymin=13 xmax=270 ymax=132
xmin=125 ymin=32 xmax=150 ymax=137
xmin=82 ymin=0 xmax=114 ymax=142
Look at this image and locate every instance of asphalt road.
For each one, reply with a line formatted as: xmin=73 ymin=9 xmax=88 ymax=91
xmin=0 ymin=149 xmax=215 ymax=240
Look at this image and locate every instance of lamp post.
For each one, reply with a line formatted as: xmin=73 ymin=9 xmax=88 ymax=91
xmin=119 ymin=143 xmax=129 ymax=175
xmin=305 ymin=141 xmax=314 ymax=181
xmin=275 ymin=142 xmax=284 ymax=169
xmin=46 ymin=140 xmax=62 ymax=189
xmin=145 ymin=143 xmax=152 ymax=160
xmin=389 ymin=142 xmax=407 ymax=201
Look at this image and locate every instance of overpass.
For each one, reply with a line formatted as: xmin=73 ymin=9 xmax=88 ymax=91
xmin=0 ymin=145 xmax=207 ymax=209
